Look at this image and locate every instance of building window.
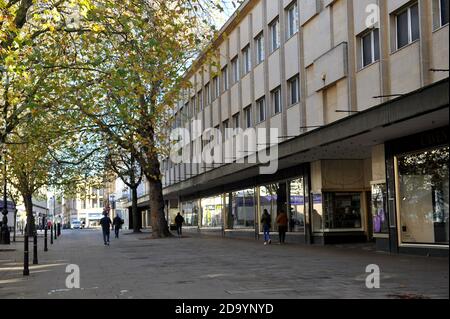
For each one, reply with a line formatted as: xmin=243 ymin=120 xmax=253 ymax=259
xmin=322 ymin=193 xmax=363 ymax=230
xmin=223 ymin=119 xmax=231 ymax=139
xmin=361 ymin=28 xmax=380 ymax=68
xmin=181 ymin=201 xmax=199 ymax=227
xmin=184 ymin=102 xmax=189 ymax=119
xmin=269 ymin=18 xmax=280 ymax=53
xmin=259 ymin=183 xmax=288 ymax=232
xmin=244 ymin=105 xmax=252 ymax=129
xmin=395 ymin=3 xmax=420 ymax=50
xmin=204 ymin=82 xmax=211 ymax=105
xmin=440 ymin=0 xmax=449 ymax=26
xmin=271 ymin=87 xmax=282 ymax=114
xmin=255 ymin=33 xmax=265 ymax=64
xmin=396 ymin=146 xmax=449 ymax=245
xmin=242 ymin=46 xmax=251 ymax=75
xmin=197 ymin=90 xmax=203 ymax=111
xmin=231 ymin=56 xmax=239 ymax=84
xmin=222 ymin=66 xmax=229 ymax=91
xmin=286 ymin=2 xmax=299 ymax=39
xmin=372 ymin=183 xmax=388 ymax=234
xmin=257 ymin=97 xmax=266 ymax=123
xmin=201 ymin=196 xmax=223 ymax=228
xmin=233 ymin=112 xmax=240 ymax=129
xmin=190 ymin=96 xmax=196 ymax=116
xmin=288 ymin=75 xmax=299 ymax=105
xmin=289 ymin=178 xmax=305 ymax=233
xmin=229 ymin=189 xmax=256 ymax=229
xmin=213 ymin=76 xmax=220 ymax=100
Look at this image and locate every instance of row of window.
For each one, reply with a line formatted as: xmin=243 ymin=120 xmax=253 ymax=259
xmin=178 ymin=0 xmax=448 ymax=122
xmin=361 ymin=0 xmax=448 ymax=68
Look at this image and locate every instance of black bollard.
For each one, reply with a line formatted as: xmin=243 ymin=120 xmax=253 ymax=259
xmin=44 ymin=227 xmax=48 ymax=251
xmin=33 ymin=233 xmax=38 ymax=265
xmin=23 ymin=234 xmax=29 ymax=276
xmin=50 ymin=225 xmax=53 ymax=244
xmin=54 ymin=224 xmax=57 ymax=240
xmin=57 ymin=223 xmax=61 ymax=237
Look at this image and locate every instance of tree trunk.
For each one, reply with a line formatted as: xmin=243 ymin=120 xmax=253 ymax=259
xmin=23 ymin=193 xmax=35 ymax=236
xmin=149 ymin=177 xmax=171 ymax=238
xmin=131 ymin=186 xmax=141 ymax=233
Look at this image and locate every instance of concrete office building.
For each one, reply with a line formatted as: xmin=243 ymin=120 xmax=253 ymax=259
xmin=130 ymin=0 xmax=449 ymax=256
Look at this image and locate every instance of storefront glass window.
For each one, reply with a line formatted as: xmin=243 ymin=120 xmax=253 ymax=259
xmin=372 ymin=184 xmax=388 ymax=234
xmin=323 ymin=193 xmax=362 ymax=230
xmin=201 ymin=196 xmax=223 ymax=228
xmin=259 ymin=183 xmax=287 ymax=231
xmin=397 ymin=146 xmax=449 ymax=245
xmin=181 ymin=201 xmax=199 ymax=227
xmin=230 ymin=189 xmax=256 ymax=229
xmin=312 ymin=194 xmax=323 ymax=232
xmin=288 ymin=178 xmax=305 ymax=233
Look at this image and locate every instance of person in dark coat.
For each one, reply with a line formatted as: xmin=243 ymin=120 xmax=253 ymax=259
xmin=112 ymin=215 xmax=123 ymax=239
xmin=99 ymin=213 xmax=112 ymax=245
xmin=174 ymin=212 xmax=185 ymax=237
xmin=261 ymin=209 xmax=272 ymax=245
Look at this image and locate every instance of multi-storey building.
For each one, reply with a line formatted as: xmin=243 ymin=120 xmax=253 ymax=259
xmin=130 ymin=0 xmax=449 ymax=256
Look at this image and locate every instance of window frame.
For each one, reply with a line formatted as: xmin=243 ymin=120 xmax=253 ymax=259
xmin=242 ymin=45 xmax=251 ymax=75
xmin=288 ymin=75 xmax=300 ymax=106
xmin=286 ymin=1 xmax=299 ymax=39
xmin=256 ymin=97 xmax=266 ymax=123
xmin=213 ymin=76 xmax=220 ymax=100
xmin=271 ymin=87 xmax=282 ymax=115
xmin=269 ymin=17 xmax=280 ymax=53
xmin=204 ymin=82 xmax=211 ymax=105
xmin=395 ymin=3 xmax=420 ymax=50
xmin=360 ymin=28 xmax=380 ymax=68
xmin=231 ymin=56 xmax=239 ymax=84
xmin=255 ymin=32 xmax=265 ymax=65
xmin=233 ymin=112 xmax=240 ymax=129
xmin=244 ymin=105 xmax=252 ymax=129
xmin=440 ymin=0 xmax=449 ymax=27
xmin=222 ymin=66 xmax=229 ymax=92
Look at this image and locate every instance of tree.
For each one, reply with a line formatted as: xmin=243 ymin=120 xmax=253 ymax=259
xmin=106 ymin=143 xmax=143 ymax=233
xmin=55 ymin=0 xmax=230 ymax=238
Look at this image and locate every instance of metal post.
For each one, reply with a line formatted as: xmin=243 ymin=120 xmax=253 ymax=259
xmin=44 ymin=226 xmax=48 ymax=251
xmin=33 ymin=233 xmax=38 ymax=264
xmin=23 ymin=233 xmax=29 ymax=276
xmin=54 ymin=224 xmax=57 ymax=240
xmin=13 ymin=208 xmax=17 ymax=242
xmin=50 ymin=224 xmax=53 ymax=244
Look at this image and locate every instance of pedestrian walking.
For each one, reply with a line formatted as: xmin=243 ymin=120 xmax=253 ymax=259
xmin=276 ymin=209 xmax=288 ymax=244
xmin=112 ymin=215 xmax=123 ymax=239
xmin=175 ymin=212 xmax=184 ymax=238
xmin=99 ymin=212 xmax=112 ymax=246
xmin=261 ymin=209 xmax=272 ymax=245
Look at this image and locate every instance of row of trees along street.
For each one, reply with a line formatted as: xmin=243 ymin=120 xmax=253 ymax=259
xmin=1 ymin=0 xmax=244 ymax=238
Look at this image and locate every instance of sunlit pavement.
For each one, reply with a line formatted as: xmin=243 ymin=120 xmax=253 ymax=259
xmin=0 ymin=229 xmax=448 ymax=299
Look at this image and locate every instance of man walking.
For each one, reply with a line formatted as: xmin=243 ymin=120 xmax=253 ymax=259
xmin=175 ymin=212 xmax=184 ymax=238
xmin=113 ymin=214 xmax=123 ymax=239
xmin=99 ymin=212 xmax=112 ymax=246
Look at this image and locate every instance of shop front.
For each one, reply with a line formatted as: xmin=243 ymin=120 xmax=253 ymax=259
xmin=385 ymin=126 xmax=449 ymax=256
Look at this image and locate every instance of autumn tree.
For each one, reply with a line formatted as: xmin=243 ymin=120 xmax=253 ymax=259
xmin=54 ymin=0 xmax=233 ymax=238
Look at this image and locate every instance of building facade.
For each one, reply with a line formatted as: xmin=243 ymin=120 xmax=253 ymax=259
xmin=130 ymin=0 xmax=449 ymax=256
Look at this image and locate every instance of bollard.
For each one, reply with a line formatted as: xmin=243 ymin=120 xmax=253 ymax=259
xmin=44 ymin=227 xmax=48 ymax=251
xmin=50 ymin=225 xmax=53 ymax=244
xmin=54 ymin=224 xmax=57 ymax=240
xmin=23 ymin=234 xmax=29 ymax=276
xmin=33 ymin=233 xmax=38 ymax=265
xmin=57 ymin=223 xmax=61 ymax=237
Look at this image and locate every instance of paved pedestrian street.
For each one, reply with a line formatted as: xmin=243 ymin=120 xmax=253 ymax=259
xmin=0 ymin=230 xmax=448 ymax=299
